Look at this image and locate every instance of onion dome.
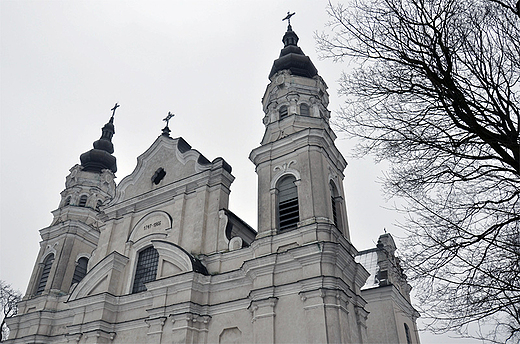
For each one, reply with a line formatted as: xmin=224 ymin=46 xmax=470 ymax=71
xmin=268 ymin=23 xmax=318 ymax=79
xmin=80 ymin=115 xmax=117 ymax=173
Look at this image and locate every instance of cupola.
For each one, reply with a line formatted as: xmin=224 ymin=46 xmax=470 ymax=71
xmin=80 ymin=109 xmax=118 ymax=173
xmin=268 ymin=20 xmax=318 ymax=79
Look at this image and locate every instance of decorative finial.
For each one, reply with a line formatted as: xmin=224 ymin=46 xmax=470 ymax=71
xmin=163 ymin=112 xmax=175 ymax=126
xmin=282 ymin=11 xmax=296 ymax=28
xmin=162 ymin=112 xmax=175 ymax=137
xmin=111 ymin=103 xmax=120 ymax=119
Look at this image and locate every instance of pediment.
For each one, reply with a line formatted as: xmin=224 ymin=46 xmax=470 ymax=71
xmin=68 ymin=251 xmax=129 ymax=300
xmin=152 ymin=240 xmax=197 ymax=276
xmin=110 ymin=136 xmax=216 ymax=204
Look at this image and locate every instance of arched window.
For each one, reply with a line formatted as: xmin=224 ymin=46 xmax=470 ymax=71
xmin=404 ymin=323 xmax=412 ymax=344
xmin=279 ymin=105 xmax=288 ymax=120
xmin=277 ymin=175 xmax=299 ymax=231
xmin=71 ymin=257 xmax=88 ymax=286
xmin=78 ymin=195 xmax=88 ymax=207
xmin=132 ymin=246 xmax=159 ymax=293
xmin=300 ymin=103 xmax=310 ymax=116
xmin=330 ymin=181 xmax=341 ymax=229
xmin=36 ymin=254 xmax=54 ymax=295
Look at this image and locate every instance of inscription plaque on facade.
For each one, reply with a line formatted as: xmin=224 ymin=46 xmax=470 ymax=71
xmin=130 ymin=211 xmax=172 ymax=242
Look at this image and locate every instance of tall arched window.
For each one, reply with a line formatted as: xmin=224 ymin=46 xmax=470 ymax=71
xmin=300 ymin=103 xmax=310 ymax=116
xmin=132 ymin=246 xmax=159 ymax=293
xmin=78 ymin=195 xmax=88 ymax=207
xmin=71 ymin=257 xmax=88 ymax=286
xmin=36 ymin=254 xmax=54 ymax=295
xmin=330 ymin=181 xmax=341 ymax=229
xmin=279 ymin=105 xmax=288 ymax=120
xmin=404 ymin=323 xmax=412 ymax=344
xmin=277 ymin=175 xmax=299 ymax=231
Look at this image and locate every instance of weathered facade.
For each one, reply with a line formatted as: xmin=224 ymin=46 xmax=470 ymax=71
xmin=7 ymin=22 xmax=420 ymax=344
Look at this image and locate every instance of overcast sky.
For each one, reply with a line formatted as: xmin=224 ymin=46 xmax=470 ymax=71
xmin=0 ymin=1 xmax=480 ymax=343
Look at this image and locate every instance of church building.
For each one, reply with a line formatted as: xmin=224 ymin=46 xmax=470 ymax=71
xmin=6 ymin=19 xmax=420 ymax=344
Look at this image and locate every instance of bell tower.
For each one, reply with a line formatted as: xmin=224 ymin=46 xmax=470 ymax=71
xmin=249 ymin=19 xmax=350 ymax=240
xmin=24 ymin=110 xmax=117 ymax=299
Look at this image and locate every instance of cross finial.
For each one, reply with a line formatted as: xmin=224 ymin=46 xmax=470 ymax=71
xmin=111 ymin=103 xmax=120 ymax=118
xmin=163 ymin=112 xmax=175 ymax=127
xmin=282 ymin=11 xmax=296 ymax=26
xmin=162 ymin=112 xmax=174 ymax=137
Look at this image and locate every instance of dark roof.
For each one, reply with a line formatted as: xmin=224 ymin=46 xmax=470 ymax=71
xmin=268 ymin=24 xmax=318 ymax=79
xmin=80 ymin=116 xmax=117 ymax=173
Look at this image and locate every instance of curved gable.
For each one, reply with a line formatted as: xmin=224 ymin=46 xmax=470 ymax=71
xmin=110 ymin=136 xmax=216 ymax=204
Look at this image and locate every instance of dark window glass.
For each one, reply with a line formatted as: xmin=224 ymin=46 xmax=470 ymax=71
xmin=279 ymin=105 xmax=288 ymax=120
xmin=78 ymin=195 xmax=88 ymax=207
xmin=404 ymin=323 xmax=412 ymax=344
xmin=71 ymin=257 xmax=88 ymax=286
xmin=278 ymin=176 xmax=299 ymax=231
xmin=36 ymin=254 xmax=54 ymax=295
xmin=300 ymin=104 xmax=310 ymax=116
xmin=132 ymin=246 xmax=159 ymax=293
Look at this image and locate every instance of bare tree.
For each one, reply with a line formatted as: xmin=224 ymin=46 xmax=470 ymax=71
xmin=316 ymin=0 xmax=519 ymax=342
xmin=0 ymin=281 xmax=21 ymax=342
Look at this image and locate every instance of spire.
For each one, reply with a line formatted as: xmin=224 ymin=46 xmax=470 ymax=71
xmin=79 ymin=104 xmax=118 ymax=173
xmin=268 ymin=13 xmax=318 ymax=79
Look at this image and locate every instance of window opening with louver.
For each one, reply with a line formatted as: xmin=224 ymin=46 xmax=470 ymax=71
xmin=71 ymin=257 xmax=88 ymax=286
xmin=279 ymin=105 xmax=288 ymax=120
xmin=132 ymin=246 xmax=159 ymax=293
xmin=78 ymin=195 xmax=88 ymax=207
xmin=277 ymin=176 xmax=299 ymax=231
xmin=331 ymin=195 xmax=338 ymax=227
xmin=300 ymin=103 xmax=310 ymax=116
xmin=36 ymin=254 xmax=54 ymax=295
xmin=330 ymin=181 xmax=340 ymax=228
xmin=404 ymin=323 xmax=412 ymax=344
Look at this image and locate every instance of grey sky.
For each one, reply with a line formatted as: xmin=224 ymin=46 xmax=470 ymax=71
xmin=0 ymin=1 xmax=479 ymax=343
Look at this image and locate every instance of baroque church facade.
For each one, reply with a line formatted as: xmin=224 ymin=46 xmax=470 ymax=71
xmin=6 ymin=22 xmax=420 ymax=344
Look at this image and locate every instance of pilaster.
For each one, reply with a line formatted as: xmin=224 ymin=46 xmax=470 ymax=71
xmin=248 ymin=297 xmax=278 ymax=344
xmin=145 ymin=316 xmax=167 ymax=343
xmin=169 ymin=313 xmax=211 ymax=344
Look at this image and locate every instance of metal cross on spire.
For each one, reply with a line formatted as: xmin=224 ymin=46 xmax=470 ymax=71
xmin=111 ymin=103 xmax=120 ymax=118
xmin=163 ymin=112 xmax=175 ymax=127
xmin=282 ymin=11 xmax=296 ymax=26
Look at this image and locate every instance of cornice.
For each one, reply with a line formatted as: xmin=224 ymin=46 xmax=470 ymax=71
xmin=39 ymin=219 xmax=100 ymax=244
xmin=249 ymin=127 xmax=347 ymax=173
